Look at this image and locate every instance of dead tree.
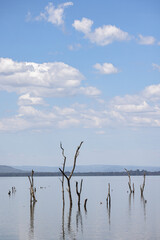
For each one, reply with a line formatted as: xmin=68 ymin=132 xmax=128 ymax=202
xmin=106 ymin=183 xmax=111 ymax=208
xmin=59 ymin=141 xmax=83 ymax=207
xmin=125 ymin=168 xmax=134 ymax=194
xmin=60 ymin=142 xmax=67 ymax=205
xmin=28 ymin=170 xmax=37 ymax=203
xmin=140 ymin=172 xmax=146 ymax=196
xmin=76 ymin=179 xmax=83 ymax=209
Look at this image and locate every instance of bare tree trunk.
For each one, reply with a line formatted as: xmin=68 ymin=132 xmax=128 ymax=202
xmin=76 ymin=179 xmax=83 ymax=209
xmin=59 ymin=141 xmax=83 ymax=207
xmin=125 ymin=168 xmax=134 ymax=194
xmin=60 ymin=142 xmax=67 ymax=207
xmin=140 ymin=172 xmax=146 ymax=196
xmin=28 ymin=170 xmax=37 ymax=203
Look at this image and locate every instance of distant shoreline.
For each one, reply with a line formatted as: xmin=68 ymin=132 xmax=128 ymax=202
xmin=0 ymin=170 xmax=160 ymax=177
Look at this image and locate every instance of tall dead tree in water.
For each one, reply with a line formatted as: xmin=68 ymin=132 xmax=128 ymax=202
xmin=76 ymin=179 xmax=83 ymax=209
xmin=28 ymin=170 xmax=37 ymax=203
xmin=60 ymin=142 xmax=67 ymax=206
xmin=125 ymin=168 xmax=134 ymax=194
xmin=140 ymin=172 xmax=146 ymax=196
xmin=59 ymin=141 xmax=83 ymax=207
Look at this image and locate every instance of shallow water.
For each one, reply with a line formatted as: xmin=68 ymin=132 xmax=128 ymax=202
xmin=0 ymin=176 xmax=160 ymax=240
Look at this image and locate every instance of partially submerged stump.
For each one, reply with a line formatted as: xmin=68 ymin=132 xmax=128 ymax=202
xmin=28 ymin=170 xmax=37 ymax=203
xmin=125 ymin=168 xmax=134 ymax=194
xmin=140 ymin=172 xmax=146 ymax=196
xmin=76 ymin=179 xmax=83 ymax=209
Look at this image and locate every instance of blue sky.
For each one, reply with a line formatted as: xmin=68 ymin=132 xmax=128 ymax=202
xmin=0 ymin=0 xmax=160 ymax=167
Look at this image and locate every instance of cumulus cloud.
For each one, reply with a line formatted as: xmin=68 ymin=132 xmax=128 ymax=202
xmin=142 ymin=84 xmax=160 ymax=101
xmin=137 ymin=34 xmax=156 ymax=45
xmin=1 ymin=82 xmax=160 ymax=132
xmin=1 ymin=58 xmax=160 ymax=132
xmin=113 ymin=101 xmax=149 ymax=113
xmin=72 ymin=17 xmax=93 ymax=34
xmin=36 ymin=2 xmax=73 ymax=26
xmin=93 ymin=63 xmax=118 ymax=74
xmin=18 ymin=93 xmax=45 ymax=106
xmin=72 ymin=17 xmax=130 ymax=46
xmin=0 ymin=58 xmax=100 ymax=98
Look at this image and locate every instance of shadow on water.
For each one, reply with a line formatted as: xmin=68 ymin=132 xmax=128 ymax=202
xmin=106 ymin=202 xmax=111 ymax=226
xmin=128 ymin=192 xmax=135 ymax=214
xmin=60 ymin=204 xmax=76 ymax=240
xmin=29 ymin=201 xmax=36 ymax=240
xmin=76 ymin=206 xmax=83 ymax=234
xmin=141 ymin=194 xmax=147 ymax=220
xmin=67 ymin=206 xmax=76 ymax=240
xmin=60 ymin=202 xmax=87 ymax=240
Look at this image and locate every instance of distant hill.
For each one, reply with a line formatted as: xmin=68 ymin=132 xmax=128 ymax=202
xmin=13 ymin=164 xmax=160 ymax=173
xmin=0 ymin=165 xmax=25 ymax=173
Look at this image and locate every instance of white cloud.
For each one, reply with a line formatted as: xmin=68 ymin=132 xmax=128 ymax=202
xmin=113 ymin=101 xmax=149 ymax=112
xmin=0 ymin=58 xmax=100 ymax=98
xmin=1 ymin=58 xmax=160 ymax=132
xmin=93 ymin=63 xmax=118 ymax=74
xmin=142 ymin=84 xmax=160 ymax=100
xmin=72 ymin=17 xmax=93 ymax=34
xmin=72 ymin=17 xmax=130 ymax=46
xmin=1 ymin=82 xmax=160 ymax=132
xmin=18 ymin=93 xmax=45 ymax=106
xmin=36 ymin=2 xmax=73 ymax=26
xmin=137 ymin=34 xmax=156 ymax=45
xmin=79 ymin=86 xmax=101 ymax=96
xmin=152 ymin=63 xmax=160 ymax=72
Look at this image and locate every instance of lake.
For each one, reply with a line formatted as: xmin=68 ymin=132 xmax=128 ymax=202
xmin=0 ymin=176 xmax=159 ymax=240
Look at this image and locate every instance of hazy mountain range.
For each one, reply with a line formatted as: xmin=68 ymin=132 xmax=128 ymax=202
xmin=0 ymin=164 xmax=158 ymax=173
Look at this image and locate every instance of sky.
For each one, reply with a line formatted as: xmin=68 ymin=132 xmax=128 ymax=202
xmin=0 ymin=0 xmax=160 ymax=167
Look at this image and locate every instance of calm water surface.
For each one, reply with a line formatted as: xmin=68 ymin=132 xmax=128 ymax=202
xmin=0 ymin=176 xmax=159 ymax=240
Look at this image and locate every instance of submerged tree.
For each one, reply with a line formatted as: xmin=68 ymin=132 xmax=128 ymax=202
xmin=28 ymin=170 xmax=37 ymax=203
xmin=140 ymin=172 xmax=146 ymax=196
xmin=125 ymin=168 xmax=135 ymax=194
xmin=60 ymin=142 xmax=67 ymax=207
xmin=59 ymin=141 xmax=83 ymax=207
xmin=76 ymin=179 xmax=83 ymax=209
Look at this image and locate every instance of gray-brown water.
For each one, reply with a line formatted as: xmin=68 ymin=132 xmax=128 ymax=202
xmin=0 ymin=176 xmax=159 ymax=240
